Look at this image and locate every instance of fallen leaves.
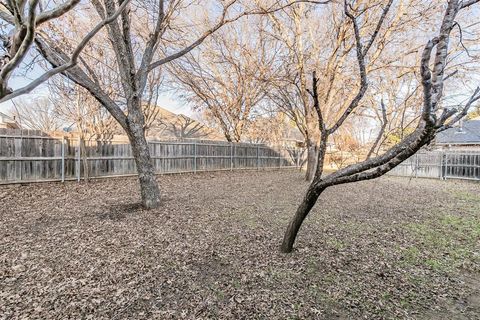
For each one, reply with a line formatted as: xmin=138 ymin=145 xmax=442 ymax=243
xmin=0 ymin=170 xmax=479 ymax=319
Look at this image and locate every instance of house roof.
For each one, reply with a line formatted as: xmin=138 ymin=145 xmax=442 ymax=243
xmin=436 ymin=118 xmax=480 ymax=145
xmin=0 ymin=111 xmax=20 ymax=129
xmin=0 ymin=111 xmax=15 ymax=122
xmin=146 ymin=106 xmax=224 ymax=140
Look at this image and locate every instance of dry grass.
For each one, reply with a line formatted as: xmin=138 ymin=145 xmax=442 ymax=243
xmin=1 ymin=170 xmax=479 ymax=319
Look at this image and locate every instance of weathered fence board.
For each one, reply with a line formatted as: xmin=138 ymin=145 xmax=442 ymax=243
xmin=0 ymin=135 xmax=67 ymax=182
xmin=0 ymin=136 xmax=300 ymax=184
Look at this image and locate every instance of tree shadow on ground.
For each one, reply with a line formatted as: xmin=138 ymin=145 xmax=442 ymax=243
xmin=96 ymin=203 xmax=144 ymax=221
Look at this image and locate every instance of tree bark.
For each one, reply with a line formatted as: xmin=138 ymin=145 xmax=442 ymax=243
xmin=281 ymin=184 xmax=324 ymax=253
xmin=126 ymin=118 xmax=161 ymax=209
xmin=80 ymin=137 xmax=90 ymax=182
xmin=305 ymin=141 xmax=317 ymax=182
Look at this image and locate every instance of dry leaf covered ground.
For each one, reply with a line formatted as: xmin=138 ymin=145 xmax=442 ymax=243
xmin=1 ymin=170 xmax=479 ymax=319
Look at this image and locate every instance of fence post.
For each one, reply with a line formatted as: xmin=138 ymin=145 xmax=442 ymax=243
xmin=444 ymin=152 xmax=448 ymax=181
xmin=61 ymin=137 xmax=65 ymax=183
xmin=296 ymin=148 xmax=300 ymax=168
xmin=440 ymin=152 xmax=444 ymax=180
xmin=278 ymin=147 xmax=282 ymax=169
xmin=19 ymin=135 xmax=23 ymax=182
xmin=77 ymin=135 xmax=81 ymax=182
xmin=414 ymin=153 xmax=418 ymax=178
xmin=257 ymin=145 xmax=260 ymax=170
xmin=230 ymin=143 xmax=234 ymax=171
xmin=193 ymin=141 xmax=197 ymax=174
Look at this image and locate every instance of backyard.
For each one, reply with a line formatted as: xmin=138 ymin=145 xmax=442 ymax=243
xmin=1 ymin=170 xmax=479 ymax=319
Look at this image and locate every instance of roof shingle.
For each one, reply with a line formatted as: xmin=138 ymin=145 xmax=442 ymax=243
xmin=436 ymin=119 xmax=480 ymax=144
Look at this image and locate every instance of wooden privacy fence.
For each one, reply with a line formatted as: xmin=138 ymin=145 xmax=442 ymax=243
xmin=388 ymin=150 xmax=480 ymax=181
xmin=0 ymin=133 xmax=303 ymax=184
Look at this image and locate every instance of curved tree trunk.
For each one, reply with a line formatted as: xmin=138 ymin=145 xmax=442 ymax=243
xmin=281 ymin=184 xmax=324 ymax=253
xmin=127 ymin=120 xmax=161 ymax=209
xmin=280 ymin=0 xmax=474 ymax=255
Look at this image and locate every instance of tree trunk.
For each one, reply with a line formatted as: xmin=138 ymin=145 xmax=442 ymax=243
xmin=305 ymin=141 xmax=317 ymax=181
xmin=127 ymin=122 xmax=161 ymax=209
xmin=281 ymin=184 xmax=324 ymax=253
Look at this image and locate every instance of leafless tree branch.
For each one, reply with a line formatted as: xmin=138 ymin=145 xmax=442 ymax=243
xmin=0 ymin=0 xmax=131 ymax=103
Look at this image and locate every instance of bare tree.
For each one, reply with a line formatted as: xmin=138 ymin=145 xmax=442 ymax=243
xmin=280 ymin=0 xmax=480 ymax=253
xmin=161 ymin=114 xmax=209 ymax=139
xmin=9 ymin=96 xmax=63 ymax=132
xmin=244 ymin=112 xmax=288 ymax=144
xmin=365 ymin=99 xmax=387 ymax=159
xmin=266 ymin=1 xmax=443 ymax=181
xmin=364 ymin=72 xmax=424 ymax=158
xmin=147 ymin=110 xmax=213 ymax=140
xmin=49 ymin=79 xmax=120 ymax=181
xmin=142 ymin=69 xmax=163 ymax=132
xmin=329 ymin=127 xmax=363 ymax=168
xmin=265 ymin=4 xmax=322 ymax=180
xmin=171 ymin=19 xmax=276 ymax=142
xmin=49 ymin=79 xmax=118 ymax=140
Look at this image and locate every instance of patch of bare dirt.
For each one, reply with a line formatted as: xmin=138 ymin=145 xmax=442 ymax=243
xmin=1 ymin=170 xmax=479 ymax=319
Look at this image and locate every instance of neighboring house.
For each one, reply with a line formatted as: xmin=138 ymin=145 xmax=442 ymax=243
xmin=435 ymin=117 xmax=480 ymax=151
xmin=0 ymin=112 xmax=20 ymax=129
